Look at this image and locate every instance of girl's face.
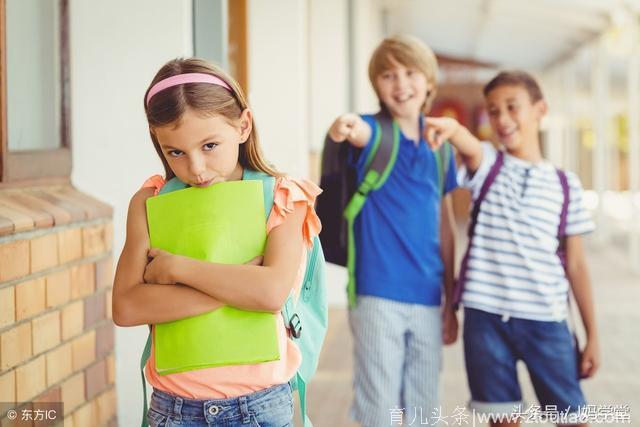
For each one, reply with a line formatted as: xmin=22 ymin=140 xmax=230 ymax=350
xmin=486 ymin=85 xmax=546 ymax=152
xmin=154 ymin=108 xmax=252 ymax=187
xmin=375 ymin=56 xmax=431 ymax=120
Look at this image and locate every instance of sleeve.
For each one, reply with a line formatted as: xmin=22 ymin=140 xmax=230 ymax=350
xmin=456 ymin=142 xmax=498 ymax=201
xmin=347 ymin=114 xmax=377 ymax=170
xmin=564 ymin=172 xmax=595 ymax=236
xmin=443 ymin=145 xmax=459 ymax=194
xmin=141 ymin=175 xmax=166 ymax=196
xmin=266 ymin=176 xmax=323 ymax=248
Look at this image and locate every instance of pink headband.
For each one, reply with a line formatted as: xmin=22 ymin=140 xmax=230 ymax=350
xmin=145 ymin=72 xmax=232 ymax=106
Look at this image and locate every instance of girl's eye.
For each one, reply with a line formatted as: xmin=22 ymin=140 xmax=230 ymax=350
xmin=168 ymin=150 xmax=184 ymax=157
xmin=406 ymin=69 xmax=414 ymax=76
xmin=382 ymin=73 xmax=393 ymax=80
xmin=203 ymin=142 xmax=218 ymax=151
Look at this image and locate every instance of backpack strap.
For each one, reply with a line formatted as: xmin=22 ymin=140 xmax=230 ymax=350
xmin=343 ymin=111 xmax=400 ymax=307
xmin=453 ymin=151 xmax=505 ymax=309
xmin=434 ymin=142 xmax=452 ymax=196
xmin=139 ymin=327 xmax=152 ymax=427
xmin=556 ymin=169 xmax=570 ymax=271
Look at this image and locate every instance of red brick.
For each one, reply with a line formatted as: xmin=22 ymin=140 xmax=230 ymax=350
xmin=32 ymin=311 xmax=61 ymax=355
xmin=0 ymin=369 xmax=15 ymax=402
xmin=95 ymin=257 xmax=113 ymax=289
xmin=70 ymin=264 xmax=95 ymax=300
xmin=1 ymin=322 xmax=32 ymax=370
xmin=83 ymin=292 xmax=106 ymax=329
xmin=16 ymin=355 xmax=46 ymax=401
xmin=46 ymin=342 xmax=72 ymax=387
xmin=46 ymin=269 xmax=71 ymax=308
xmin=82 ymin=225 xmax=106 ymax=257
xmin=58 ymin=228 xmax=82 ymax=264
xmin=61 ymin=372 xmax=84 ymax=415
xmin=0 ymin=240 xmax=30 ymax=282
xmin=30 ymin=233 xmax=59 ymax=273
xmin=95 ymin=323 xmax=114 ymax=360
xmin=0 ymin=286 xmax=15 ymax=329
xmin=85 ymin=360 xmax=107 ymax=400
xmin=15 ymin=278 xmax=46 ymax=321
xmin=61 ymin=301 xmax=84 ymax=341
xmin=71 ymin=331 xmax=96 ymax=371
xmin=35 ymin=386 xmax=61 ymax=403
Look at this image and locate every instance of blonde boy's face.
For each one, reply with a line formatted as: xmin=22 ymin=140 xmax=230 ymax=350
xmin=154 ymin=108 xmax=251 ymax=187
xmin=486 ymin=85 xmax=547 ymax=152
xmin=375 ymin=56 xmax=431 ymax=120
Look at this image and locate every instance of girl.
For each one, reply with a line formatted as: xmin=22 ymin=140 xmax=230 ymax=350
xmin=112 ymin=58 xmax=322 ymax=427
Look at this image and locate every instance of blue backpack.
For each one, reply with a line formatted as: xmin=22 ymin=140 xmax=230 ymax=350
xmin=139 ymin=169 xmax=328 ymax=427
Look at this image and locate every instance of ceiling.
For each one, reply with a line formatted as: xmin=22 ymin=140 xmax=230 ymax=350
xmin=382 ymin=0 xmax=637 ymax=71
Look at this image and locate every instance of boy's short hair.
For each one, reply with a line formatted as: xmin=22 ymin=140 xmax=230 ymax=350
xmin=483 ymin=70 xmax=544 ymax=103
xmin=368 ymin=35 xmax=439 ymax=112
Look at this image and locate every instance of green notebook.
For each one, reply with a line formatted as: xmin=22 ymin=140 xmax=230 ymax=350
xmin=146 ymin=180 xmax=280 ymax=375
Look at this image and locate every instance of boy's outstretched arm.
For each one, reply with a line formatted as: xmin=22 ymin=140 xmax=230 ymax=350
xmin=424 ymin=117 xmax=483 ymax=174
xmin=112 ymin=188 xmax=223 ymax=327
xmin=328 ymin=113 xmax=371 ymax=147
xmin=566 ymin=234 xmax=600 ymax=378
xmin=440 ymin=194 xmax=458 ymax=345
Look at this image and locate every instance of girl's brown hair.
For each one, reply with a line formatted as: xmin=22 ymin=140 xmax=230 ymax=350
xmin=144 ymin=58 xmax=280 ymax=180
xmin=368 ymin=35 xmax=439 ymax=113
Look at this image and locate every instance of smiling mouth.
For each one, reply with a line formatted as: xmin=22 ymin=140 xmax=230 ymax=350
xmin=499 ymin=129 xmax=517 ymax=139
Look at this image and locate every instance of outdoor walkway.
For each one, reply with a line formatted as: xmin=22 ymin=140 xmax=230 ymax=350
xmin=305 ymin=241 xmax=639 ymax=426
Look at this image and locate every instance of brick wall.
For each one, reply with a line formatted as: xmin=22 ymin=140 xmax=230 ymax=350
xmin=0 ymin=186 xmax=116 ymax=427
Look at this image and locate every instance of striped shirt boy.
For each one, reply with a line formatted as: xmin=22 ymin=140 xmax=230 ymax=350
xmin=458 ymin=142 xmax=595 ymax=321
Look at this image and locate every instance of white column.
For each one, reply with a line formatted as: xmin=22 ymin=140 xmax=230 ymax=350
xmin=628 ymin=41 xmax=640 ymax=270
xmin=591 ymin=40 xmax=611 ymax=245
xmin=247 ymin=0 xmax=310 ymax=178
xmin=562 ymin=62 xmax=579 ymax=174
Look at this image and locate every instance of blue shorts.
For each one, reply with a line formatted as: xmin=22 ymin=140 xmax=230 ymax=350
xmin=463 ymin=307 xmax=586 ymax=416
xmin=148 ymin=384 xmax=293 ymax=427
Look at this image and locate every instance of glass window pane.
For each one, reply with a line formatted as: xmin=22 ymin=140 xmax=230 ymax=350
xmin=6 ymin=0 xmax=61 ymax=151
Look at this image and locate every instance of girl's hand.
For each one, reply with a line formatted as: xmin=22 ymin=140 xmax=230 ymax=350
xmin=580 ymin=338 xmax=600 ymax=378
xmin=442 ymin=305 xmax=458 ymax=345
xmin=328 ymin=113 xmax=363 ymax=142
xmin=144 ymin=248 xmax=180 ymax=285
xmin=424 ymin=116 xmax=461 ymax=150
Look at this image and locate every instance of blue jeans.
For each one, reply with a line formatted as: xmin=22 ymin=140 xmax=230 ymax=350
xmin=148 ymin=384 xmax=293 ymax=427
xmin=463 ymin=307 xmax=586 ymax=416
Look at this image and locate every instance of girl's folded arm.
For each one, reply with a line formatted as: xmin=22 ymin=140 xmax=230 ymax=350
xmin=112 ymin=188 xmax=223 ymax=326
xmin=170 ymin=201 xmax=307 ymax=312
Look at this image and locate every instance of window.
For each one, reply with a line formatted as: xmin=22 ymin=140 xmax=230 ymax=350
xmin=0 ymin=0 xmax=70 ymax=184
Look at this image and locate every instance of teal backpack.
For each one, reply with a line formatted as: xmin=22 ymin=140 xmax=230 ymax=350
xmin=139 ymin=169 xmax=328 ymax=427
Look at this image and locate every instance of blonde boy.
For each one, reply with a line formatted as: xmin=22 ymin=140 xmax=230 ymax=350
xmin=328 ymin=35 xmax=458 ymax=426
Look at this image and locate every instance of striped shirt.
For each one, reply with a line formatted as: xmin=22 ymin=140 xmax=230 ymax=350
xmin=458 ymin=143 xmax=595 ymax=321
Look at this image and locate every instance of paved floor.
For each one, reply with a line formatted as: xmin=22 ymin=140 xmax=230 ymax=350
xmin=305 ymin=241 xmax=639 ymax=426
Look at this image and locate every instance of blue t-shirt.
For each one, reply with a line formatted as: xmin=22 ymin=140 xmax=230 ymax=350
xmin=349 ymin=114 xmax=458 ymax=306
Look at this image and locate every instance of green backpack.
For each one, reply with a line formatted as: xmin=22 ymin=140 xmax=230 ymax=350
xmin=139 ymin=169 xmax=328 ymax=427
xmin=316 ymin=110 xmax=452 ymax=307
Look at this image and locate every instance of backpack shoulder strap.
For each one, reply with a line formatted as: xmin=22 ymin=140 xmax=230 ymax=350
xmin=453 ymin=150 xmax=505 ymax=308
xmin=343 ymin=111 xmax=400 ymax=307
xmin=242 ymin=168 xmax=276 ymax=217
xmin=435 ymin=142 xmax=452 ymax=196
xmin=140 ymin=328 xmax=152 ymax=427
xmin=556 ymin=168 xmax=570 ymax=270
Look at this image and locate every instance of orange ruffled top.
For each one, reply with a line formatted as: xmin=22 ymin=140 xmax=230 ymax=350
xmin=140 ymin=174 xmax=322 ymax=399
